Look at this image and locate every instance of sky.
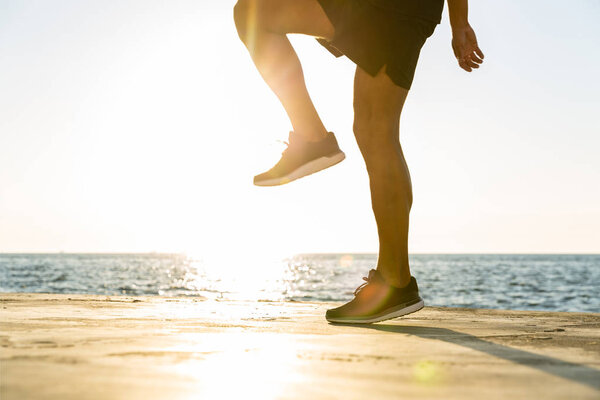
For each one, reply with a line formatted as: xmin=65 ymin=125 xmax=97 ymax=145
xmin=1 ymin=0 xmax=599 ymax=255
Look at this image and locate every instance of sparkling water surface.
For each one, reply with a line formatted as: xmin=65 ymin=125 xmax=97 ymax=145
xmin=1 ymin=253 xmax=598 ymax=312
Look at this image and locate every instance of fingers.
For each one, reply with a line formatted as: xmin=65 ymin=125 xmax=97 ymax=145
xmin=458 ymin=60 xmax=472 ymax=72
xmin=457 ymin=47 xmax=484 ymax=72
xmin=464 ymin=58 xmax=480 ymax=69
xmin=457 ymin=55 xmax=477 ymax=72
xmin=470 ymin=51 xmax=484 ymax=64
xmin=475 ymin=46 xmax=485 ymax=60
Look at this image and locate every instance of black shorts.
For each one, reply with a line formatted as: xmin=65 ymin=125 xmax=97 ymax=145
xmin=316 ymin=0 xmax=442 ymax=89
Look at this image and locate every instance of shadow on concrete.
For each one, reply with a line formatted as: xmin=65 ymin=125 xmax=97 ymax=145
xmin=343 ymin=324 xmax=600 ymax=391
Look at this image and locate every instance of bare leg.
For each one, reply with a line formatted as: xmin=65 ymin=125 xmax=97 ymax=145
xmin=233 ymin=0 xmax=334 ymax=141
xmin=353 ymin=66 xmax=413 ymax=288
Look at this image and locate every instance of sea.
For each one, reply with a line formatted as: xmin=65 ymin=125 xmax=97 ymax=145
xmin=1 ymin=253 xmax=598 ymax=313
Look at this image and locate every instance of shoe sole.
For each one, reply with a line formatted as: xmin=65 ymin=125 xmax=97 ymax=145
xmin=326 ymin=299 xmax=425 ymax=324
xmin=254 ymin=151 xmax=346 ymax=187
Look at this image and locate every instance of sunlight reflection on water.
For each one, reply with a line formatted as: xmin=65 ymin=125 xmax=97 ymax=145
xmin=1 ymin=253 xmax=599 ymax=312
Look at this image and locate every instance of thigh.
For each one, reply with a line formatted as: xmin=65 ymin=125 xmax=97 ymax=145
xmin=353 ymin=66 xmax=409 ymax=133
xmin=237 ymin=0 xmax=335 ymax=39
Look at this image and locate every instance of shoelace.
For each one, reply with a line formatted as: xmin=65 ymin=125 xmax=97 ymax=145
xmin=277 ymin=140 xmax=291 ymax=155
xmin=278 ymin=132 xmax=305 ymax=156
xmin=353 ymin=269 xmax=378 ymax=296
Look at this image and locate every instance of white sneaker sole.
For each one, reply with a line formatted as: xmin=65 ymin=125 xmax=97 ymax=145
xmin=254 ymin=151 xmax=346 ymax=187
xmin=326 ymin=299 xmax=425 ymax=324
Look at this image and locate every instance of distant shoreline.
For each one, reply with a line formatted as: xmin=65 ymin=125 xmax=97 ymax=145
xmin=2 ymin=252 xmax=600 ymax=256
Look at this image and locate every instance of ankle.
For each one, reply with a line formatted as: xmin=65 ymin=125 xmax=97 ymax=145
xmin=295 ymin=128 xmax=328 ymax=142
xmin=376 ymin=268 xmax=411 ymax=288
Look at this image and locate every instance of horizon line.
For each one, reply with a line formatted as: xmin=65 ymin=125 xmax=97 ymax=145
xmin=0 ymin=252 xmax=599 ymax=256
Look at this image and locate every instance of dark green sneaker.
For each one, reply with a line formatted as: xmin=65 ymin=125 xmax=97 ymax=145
xmin=253 ymin=131 xmax=345 ymax=186
xmin=326 ymin=269 xmax=424 ymax=324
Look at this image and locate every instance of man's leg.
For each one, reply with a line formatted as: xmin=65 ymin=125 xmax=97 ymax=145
xmin=234 ymin=0 xmax=333 ymax=141
xmin=353 ymin=66 xmax=413 ymax=288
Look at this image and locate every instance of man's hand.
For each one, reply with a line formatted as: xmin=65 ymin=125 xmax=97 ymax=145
xmin=451 ymin=24 xmax=484 ymax=72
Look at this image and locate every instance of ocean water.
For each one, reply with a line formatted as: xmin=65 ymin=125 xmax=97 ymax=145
xmin=0 ymin=253 xmax=598 ymax=313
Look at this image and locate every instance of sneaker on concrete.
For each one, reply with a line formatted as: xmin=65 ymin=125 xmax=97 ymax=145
xmin=326 ymin=269 xmax=424 ymax=324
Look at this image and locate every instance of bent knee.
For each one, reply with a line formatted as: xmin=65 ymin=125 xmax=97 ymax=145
xmin=235 ymin=0 xmax=269 ymax=44
xmin=234 ymin=0 xmax=278 ymax=44
xmin=234 ymin=0 xmax=294 ymax=44
xmin=233 ymin=0 xmax=251 ymax=43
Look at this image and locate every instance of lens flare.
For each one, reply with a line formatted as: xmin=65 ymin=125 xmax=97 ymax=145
xmin=339 ymin=254 xmax=353 ymax=268
xmin=413 ymin=359 xmax=444 ymax=385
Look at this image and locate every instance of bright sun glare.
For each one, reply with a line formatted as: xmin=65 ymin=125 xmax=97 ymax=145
xmin=1 ymin=1 xmax=599 ymax=254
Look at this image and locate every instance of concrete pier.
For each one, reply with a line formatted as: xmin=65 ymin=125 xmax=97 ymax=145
xmin=1 ymin=293 xmax=599 ymax=399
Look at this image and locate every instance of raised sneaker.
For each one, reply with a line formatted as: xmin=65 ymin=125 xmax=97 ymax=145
xmin=326 ymin=269 xmax=424 ymax=324
xmin=253 ymin=131 xmax=345 ymax=186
